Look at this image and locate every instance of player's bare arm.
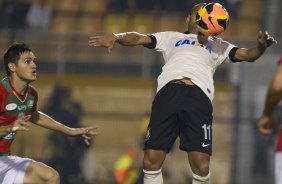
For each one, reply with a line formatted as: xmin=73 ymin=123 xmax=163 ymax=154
xmin=0 ymin=114 xmax=31 ymax=137
xmin=258 ymin=64 xmax=282 ymax=135
xmin=234 ymin=31 xmax=277 ymax=62
xmin=88 ymin=32 xmax=152 ymax=53
xmin=29 ymin=111 xmax=97 ymax=145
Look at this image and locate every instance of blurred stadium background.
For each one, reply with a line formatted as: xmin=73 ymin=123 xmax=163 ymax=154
xmin=0 ymin=0 xmax=282 ymax=183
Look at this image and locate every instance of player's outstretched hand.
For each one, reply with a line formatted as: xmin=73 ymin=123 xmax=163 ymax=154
xmin=257 ymin=31 xmax=277 ymax=48
xmin=257 ymin=115 xmax=276 ymax=135
xmin=69 ymin=127 xmax=98 ymax=145
xmin=88 ymin=34 xmax=118 ymax=53
xmin=12 ymin=114 xmax=31 ymax=132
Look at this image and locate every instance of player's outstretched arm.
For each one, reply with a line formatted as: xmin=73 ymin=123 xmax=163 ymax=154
xmin=0 ymin=115 xmax=31 ymax=137
xmin=88 ymin=32 xmax=152 ymax=53
xmin=30 ymin=111 xmax=97 ymax=145
xmin=258 ymin=64 xmax=282 ymax=135
xmin=234 ymin=31 xmax=277 ymax=62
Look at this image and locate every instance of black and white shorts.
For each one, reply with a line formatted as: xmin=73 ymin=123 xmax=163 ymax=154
xmin=144 ymin=82 xmax=213 ymax=155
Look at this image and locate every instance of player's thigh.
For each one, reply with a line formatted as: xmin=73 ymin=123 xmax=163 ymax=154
xmin=187 ymin=151 xmax=210 ymax=175
xmin=23 ymin=161 xmax=59 ymax=183
xmin=275 ymin=152 xmax=282 ymax=184
xmin=179 ymin=85 xmax=213 ymax=155
xmin=144 ymin=83 xmax=182 ymax=151
xmin=0 ymin=156 xmax=32 ymax=184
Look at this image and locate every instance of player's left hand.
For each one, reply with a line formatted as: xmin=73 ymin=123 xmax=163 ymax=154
xmin=70 ymin=127 xmax=98 ymax=145
xmin=257 ymin=31 xmax=277 ymax=48
xmin=88 ymin=34 xmax=118 ymax=53
xmin=257 ymin=115 xmax=276 ymax=135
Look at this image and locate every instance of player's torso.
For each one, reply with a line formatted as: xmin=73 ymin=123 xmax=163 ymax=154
xmin=0 ymin=77 xmax=37 ymax=153
xmin=0 ymin=78 xmax=36 ymax=126
xmin=163 ymin=33 xmax=222 ymax=71
xmin=155 ymin=32 xmax=229 ymax=100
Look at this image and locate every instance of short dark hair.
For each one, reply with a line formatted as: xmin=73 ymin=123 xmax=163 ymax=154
xmin=3 ymin=43 xmax=32 ymax=76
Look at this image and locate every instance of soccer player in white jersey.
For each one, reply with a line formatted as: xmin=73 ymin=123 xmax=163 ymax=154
xmin=258 ymin=56 xmax=282 ymax=184
xmin=89 ymin=3 xmax=277 ymax=184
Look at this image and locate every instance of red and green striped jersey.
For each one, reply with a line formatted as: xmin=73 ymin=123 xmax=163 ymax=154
xmin=0 ymin=77 xmax=38 ymax=154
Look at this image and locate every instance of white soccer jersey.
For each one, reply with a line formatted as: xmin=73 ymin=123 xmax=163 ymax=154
xmin=152 ymin=32 xmax=236 ymax=101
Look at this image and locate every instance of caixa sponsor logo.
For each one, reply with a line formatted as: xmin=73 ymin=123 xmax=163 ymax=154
xmin=175 ymin=39 xmax=212 ymax=53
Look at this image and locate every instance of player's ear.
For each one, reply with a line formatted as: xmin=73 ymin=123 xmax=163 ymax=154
xmin=186 ymin=15 xmax=191 ymax=25
xmin=186 ymin=15 xmax=192 ymax=31
xmin=8 ymin=63 xmax=16 ymax=72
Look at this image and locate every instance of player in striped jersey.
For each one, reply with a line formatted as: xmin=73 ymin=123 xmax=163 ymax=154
xmin=258 ymin=56 xmax=282 ymax=184
xmin=0 ymin=43 xmax=97 ymax=184
xmin=89 ymin=3 xmax=276 ymax=184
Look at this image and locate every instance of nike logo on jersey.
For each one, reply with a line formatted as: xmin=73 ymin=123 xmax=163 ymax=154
xmin=202 ymin=143 xmax=210 ymax=147
xmin=175 ymin=39 xmax=212 ymax=53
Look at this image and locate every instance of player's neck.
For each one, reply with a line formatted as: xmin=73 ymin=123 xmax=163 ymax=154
xmin=188 ymin=23 xmax=200 ymax=35
xmin=8 ymin=76 xmax=28 ymax=95
xmin=197 ymin=33 xmax=209 ymax=44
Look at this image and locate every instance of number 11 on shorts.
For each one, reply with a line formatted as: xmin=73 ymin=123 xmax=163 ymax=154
xmin=202 ymin=124 xmax=211 ymax=140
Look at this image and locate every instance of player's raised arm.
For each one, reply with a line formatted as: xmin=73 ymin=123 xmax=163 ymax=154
xmin=258 ymin=63 xmax=282 ymax=135
xmin=88 ymin=32 xmax=152 ymax=53
xmin=234 ymin=31 xmax=277 ymax=62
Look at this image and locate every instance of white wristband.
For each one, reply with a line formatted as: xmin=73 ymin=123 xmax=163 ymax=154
xmin=11 ymin=126 xmax=19 ymax=132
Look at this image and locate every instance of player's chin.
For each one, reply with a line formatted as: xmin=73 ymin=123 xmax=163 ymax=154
xmin=26 ymin=76 xmax=37 ymax=82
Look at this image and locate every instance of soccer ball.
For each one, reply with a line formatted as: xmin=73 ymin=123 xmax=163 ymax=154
xmin=196 ymin=3 xmax=229 ymax=36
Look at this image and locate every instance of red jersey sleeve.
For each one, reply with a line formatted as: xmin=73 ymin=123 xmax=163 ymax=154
xmin=0 ymin=84 xmax=7 ymax=113
xmin=278 ymin=56 xmax=282 ymax=65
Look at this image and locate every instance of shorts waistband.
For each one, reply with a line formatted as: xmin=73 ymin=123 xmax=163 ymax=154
xmin=0 ymin=152 xmax=10 ymax=156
